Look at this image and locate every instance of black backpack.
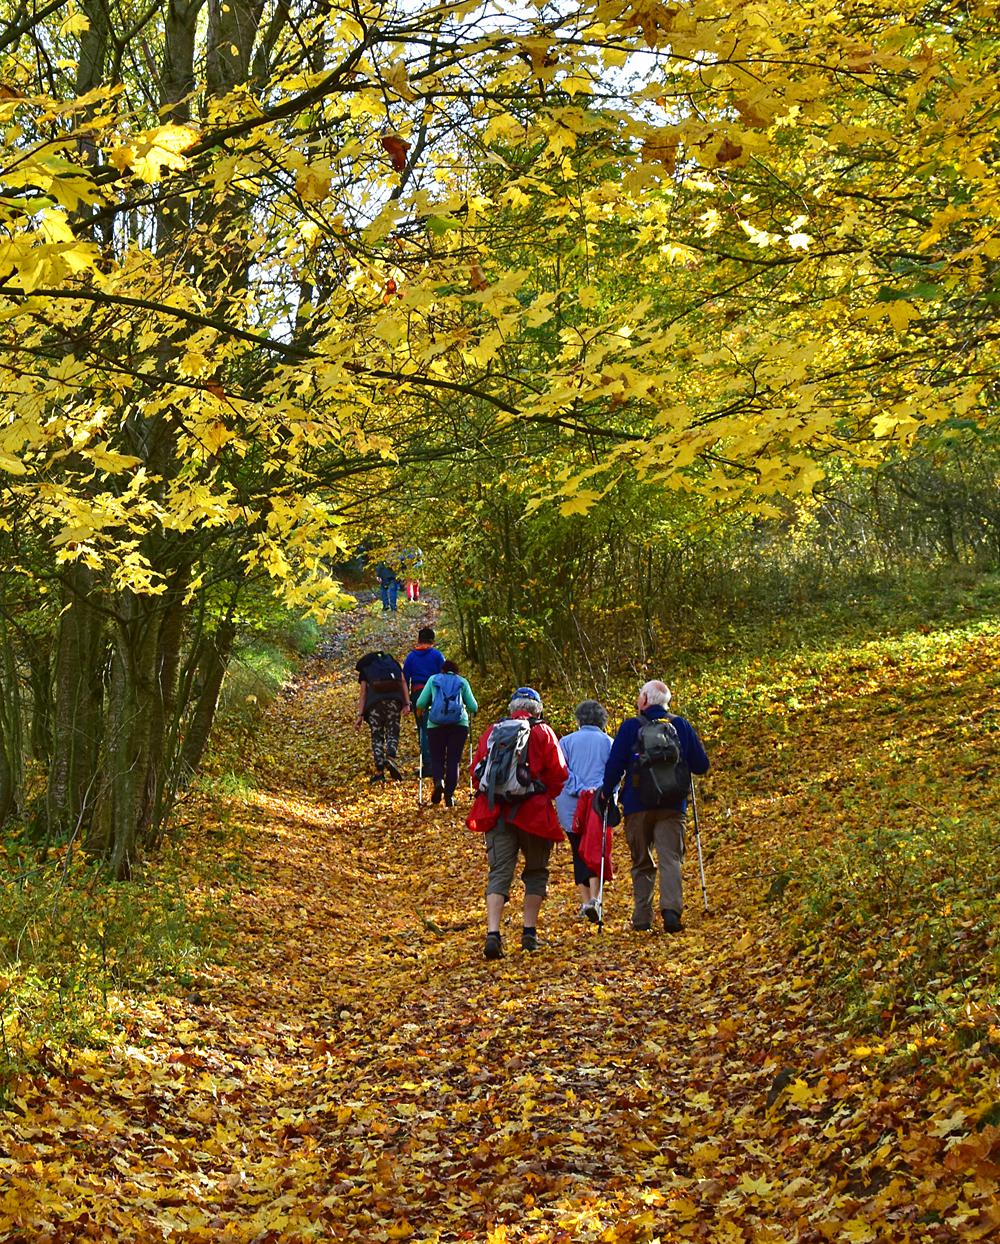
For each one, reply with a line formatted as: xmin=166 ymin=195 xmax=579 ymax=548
xmin=364 ymin=652 xmax=402 ymax=692
xmin=633 ymin=713 xmax=691 ymax=806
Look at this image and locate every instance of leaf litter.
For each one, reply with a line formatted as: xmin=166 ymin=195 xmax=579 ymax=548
xmin=2 ymin=600 xmax=999 ymax=1242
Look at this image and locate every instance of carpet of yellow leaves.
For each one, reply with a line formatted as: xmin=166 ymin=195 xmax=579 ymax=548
xmin=2 ymin=601 xmax=998 ymax=1242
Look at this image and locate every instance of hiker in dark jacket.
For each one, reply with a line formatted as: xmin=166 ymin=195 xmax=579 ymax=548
xmin=355 ymin=650 xmax=411 ymax=782
xmin=598 ymin=680 xmax=709 ymax=933
xmin=467 ymin=688 xmax=568 ymax=959
xmin=415 ymin=660 xmax=478 ymax=807
xmin=375 ymin=561 xmax=401 ymax=612
xmin=403 ymin=626 xmax=445 ymax=773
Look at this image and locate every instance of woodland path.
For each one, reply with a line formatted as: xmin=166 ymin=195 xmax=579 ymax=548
xmin=4 ymin=599 xmax=999 ymax=1243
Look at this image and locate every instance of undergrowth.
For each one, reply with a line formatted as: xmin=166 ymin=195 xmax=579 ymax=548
xmin=791 ymin=809 xmax=1000 ymax=1040
xmin=0 ymin=834 xmax=236 ymax=1106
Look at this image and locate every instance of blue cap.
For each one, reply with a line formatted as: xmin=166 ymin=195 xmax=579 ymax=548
xmin=513 ymin=686 xmax=541 ymax=701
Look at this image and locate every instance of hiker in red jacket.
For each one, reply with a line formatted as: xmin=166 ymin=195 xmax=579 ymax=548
xmin=467 ymin=688 xmax=568 ymax=959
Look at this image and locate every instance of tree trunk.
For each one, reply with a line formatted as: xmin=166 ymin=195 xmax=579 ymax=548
xmin=179 ymin=618 xmax=237 ymax=780
xmin=90 ymin=593 xmax=166 ymax=878
xmin=46 ymin=566 xmax=106 ymax=842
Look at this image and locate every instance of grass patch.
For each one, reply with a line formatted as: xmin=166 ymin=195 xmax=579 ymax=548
xmin=789 ymin=808 xmax=1000 ymax=1037
xmin=0 ymin=834 xmax=233 ymax=1106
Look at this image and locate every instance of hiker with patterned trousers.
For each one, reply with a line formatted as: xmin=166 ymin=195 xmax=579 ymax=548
xmin=403 ymin=626 xmax=445 ymax=774
xmin=355 ymin=650 xmax=411 ymax=782
xmin=415 ymin=660 xmax=478 ymax=807
xmin=467 ymin=688 xmax=568 ymax=959
xmin=555 ymin=700 xmax=615 ymax=924
xmin=598 ymin=680 xmax=709 ymax=934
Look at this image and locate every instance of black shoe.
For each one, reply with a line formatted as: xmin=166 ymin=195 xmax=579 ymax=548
xmin=370 ymin=771 xmax=386 ymax=784
xmin=484 ymin=932 xmax=503 ymax=960
xmin=431 ymin=783 xmax=443 ymax=804
xmin=521 ymin=928 xmax=539 ymax=952
xmin=385 ymin=757 xmax=402 ymax=780
xmin=444 ymin=792 xmax=454 ymax=808
xmin=632 ymin=921 xmax=652 ymax=932
xmin=662 ymin=909 xmax=683 ymax=934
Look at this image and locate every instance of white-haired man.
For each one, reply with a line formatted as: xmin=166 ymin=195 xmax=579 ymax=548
xmin=598 ymin=680 xmax=709 ymax=933
xmin=467 ymin=687 xmax=568 ymax=959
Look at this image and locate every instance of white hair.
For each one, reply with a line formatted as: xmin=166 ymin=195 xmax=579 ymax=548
xmin=640 ymin=680 xmax=671 ymax=707
xmin=509 ymin=695 xmax=543 ymax=716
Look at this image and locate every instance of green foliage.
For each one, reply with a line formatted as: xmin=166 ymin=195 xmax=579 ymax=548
xmin=0 ymin=841 xmax=229 ymax=1101
xmin=792 ymin=810 xmax=1000 ymax=1036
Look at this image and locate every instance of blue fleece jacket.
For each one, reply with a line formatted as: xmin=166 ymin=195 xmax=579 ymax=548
xmin=601 ymin=704 xmax=709 ymax=816
xmin=402 ymin=646 xmax=445 ymax=690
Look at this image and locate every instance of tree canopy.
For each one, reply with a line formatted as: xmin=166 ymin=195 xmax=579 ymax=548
xmin=0 ymin=0 xmax=996 ymax=867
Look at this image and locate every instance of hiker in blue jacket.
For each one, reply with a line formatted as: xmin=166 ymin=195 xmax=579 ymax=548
xmin=403 ymin=627 xmax=446 ymax=772
xmin=415 ymin=661 xmax=478 ymax=807
xmin=598 ymin=680 xmax=709 ymax=934
xmin=375 ymin=560 xmax=402 ymax=612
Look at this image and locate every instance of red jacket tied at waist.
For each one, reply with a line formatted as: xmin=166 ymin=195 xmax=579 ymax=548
xmin=573 ymin=789 xmax=614 ymax=880
xmin=466 ymin=713 xmax=568 ymax=841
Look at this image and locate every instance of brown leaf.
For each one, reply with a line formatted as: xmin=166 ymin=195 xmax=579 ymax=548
xmin=715 ymin=137 xmax=744 ymax=164
xmin=380 ymin=134 xmax=411 ymax=173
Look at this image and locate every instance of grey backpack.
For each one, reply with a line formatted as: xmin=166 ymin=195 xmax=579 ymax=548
xmin=475 ymin=719 xmax=540 ymax=809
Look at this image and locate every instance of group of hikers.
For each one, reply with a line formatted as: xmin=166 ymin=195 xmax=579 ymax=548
xmin=355 ymin=628 xmax=709 ymax=958
xmin=374 ymin=549 xmax=423 ymax=611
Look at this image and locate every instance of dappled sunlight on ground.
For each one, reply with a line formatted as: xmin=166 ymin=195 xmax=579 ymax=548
xmin=4 ymin=601 xmax=999 ymax=1241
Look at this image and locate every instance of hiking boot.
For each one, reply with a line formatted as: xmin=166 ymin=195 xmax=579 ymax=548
xmin=431 ymin=783 xmax=443 ymax=804
xmin=385 ymin=757 xmax=402 ymax=781
xmin=521 ymin=928 xmax=539 ymax=952
xmin=662 ymin=909 xmax=683 ymax=934
xmin=370 ymin=771 xmax=386 ymax=784
xmin=582 ymin=900 xmax=601 ymax=925
xmin=632 ymin=920 xmax=652 ymax=932
xmin=483 ymin=932 xmax=503 ymax=960
xmin=444 ymin=792 xmax=454 ymax=808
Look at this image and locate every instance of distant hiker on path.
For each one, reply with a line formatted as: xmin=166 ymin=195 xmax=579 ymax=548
xmin=598 ymin=680 xmax=709 ymax=933
xmin=555 ymin=700 xmax=614 ymax=923
xmin=467 ymin=688 xmax=569 ymax=959
xmin=355 ymin=650 xmax=411 ymax=782
xmin=403 ymin=626 xmax=445 ymax=775
xmin=401 ymin=546 xmax=423 ymax=602
xmin=415 ymin=660 xmax=479 ymax=807
xmin=375 ymin=560 xmax=402 ymax=612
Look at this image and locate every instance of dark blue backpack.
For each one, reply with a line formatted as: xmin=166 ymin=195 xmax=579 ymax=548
xmin=428 ymin=673 xmax=464 ymax=725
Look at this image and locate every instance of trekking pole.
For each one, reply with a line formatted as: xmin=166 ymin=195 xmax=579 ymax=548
xmin=690 ymin=777 xmax=709 ymax=912
xmin=596 ymin=802 xmax=609 ymax=933
xmin=468 ymin=713 xmax=475 ymax=792
xmin=416 ymin=708 xmax=424 ymax=806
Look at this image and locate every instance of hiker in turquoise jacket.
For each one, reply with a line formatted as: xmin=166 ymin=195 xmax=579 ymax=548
xmin=415 ymin=661 xmax=478 ymax=807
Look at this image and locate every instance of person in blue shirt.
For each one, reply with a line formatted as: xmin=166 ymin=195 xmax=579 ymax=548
xmin=598 ymin=680 xmax=709 ymax=934
xmin=555 ymin=700 xmax=614 ymax=923
xmin=415 ymin=661 xmax=479 ymax=807
xmin=375 ymin=560 xmax=403 ymax=612
xmin=402 ymin=627 xmax=445 ymax=772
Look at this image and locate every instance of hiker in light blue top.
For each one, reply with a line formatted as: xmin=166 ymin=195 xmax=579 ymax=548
xmin=557 ymin=700 xmax=614 ymax=920
xmin=415 ymin=661 xmax=479 ymax=807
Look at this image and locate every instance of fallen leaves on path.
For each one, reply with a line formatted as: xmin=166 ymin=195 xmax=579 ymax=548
xmin=2 ymin=603 xmax=998 ymax=1242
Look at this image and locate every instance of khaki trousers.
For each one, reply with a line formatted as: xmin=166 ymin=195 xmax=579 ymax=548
xmin=624 ymin=809 xmax=685 ymax=926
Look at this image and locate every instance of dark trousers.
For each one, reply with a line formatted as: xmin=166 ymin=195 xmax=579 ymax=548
xmin=427 ymin=724 xmax=468 ymax=796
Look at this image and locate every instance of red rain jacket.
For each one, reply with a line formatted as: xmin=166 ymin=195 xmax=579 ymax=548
xmin=466 ymin=713 xmax=568 ymax=841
